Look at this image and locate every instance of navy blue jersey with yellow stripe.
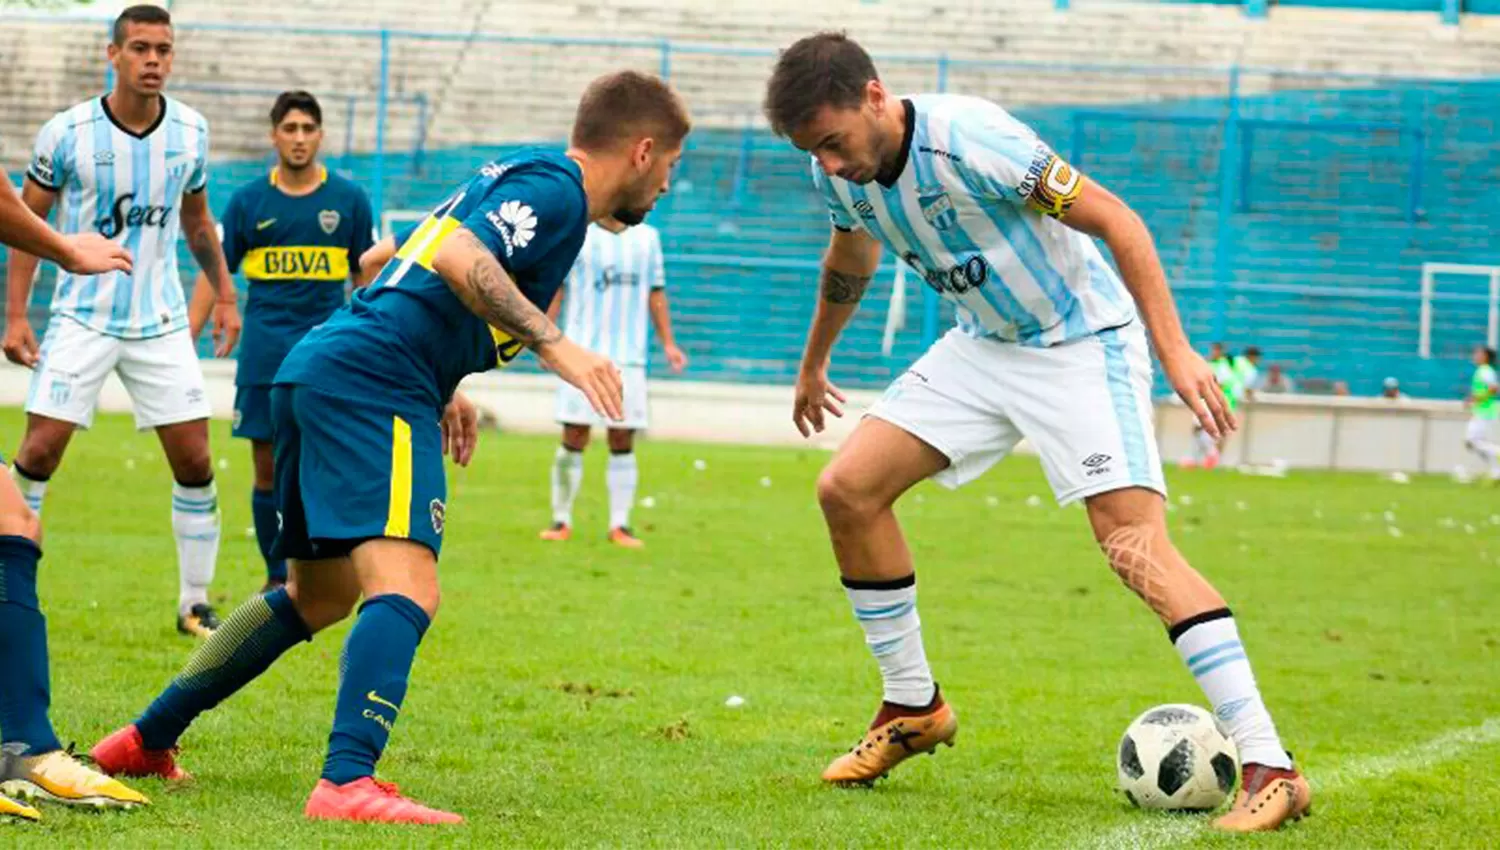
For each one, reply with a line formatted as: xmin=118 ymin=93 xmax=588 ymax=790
xmin=276 ymin=149 xmax=588 ymax=413
xmin=222 ymin=167 xmax=375 ymax=385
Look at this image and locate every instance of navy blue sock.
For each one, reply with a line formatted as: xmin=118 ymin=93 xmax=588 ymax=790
xmin=321 ymin=594 xmax=430 ymax=786
xmin=136 ymin=587 xmax=310 ymax=750
xmin=0 ymin=536 xmax=61 ymax=755
xmin=251 ymin=488 xmax=287 ymax=584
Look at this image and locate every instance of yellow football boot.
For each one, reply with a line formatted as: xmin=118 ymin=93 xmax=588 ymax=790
xmin=1212 ymin=758 xmax=1312 ymax=832
xmin=822 ymin=691 xmax=958 ymax=785
xmin=0 ymin=748 xmax=150 ymax=810
xmin=0 ymin=791 xmax=41 ymax=822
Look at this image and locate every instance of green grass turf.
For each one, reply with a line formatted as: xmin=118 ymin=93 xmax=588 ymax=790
xmin=5 ymin=409 xmax=1499 ymax=847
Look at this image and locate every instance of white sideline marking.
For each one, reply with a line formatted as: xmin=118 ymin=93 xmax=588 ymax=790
xmin=1073 ymin=718 xmax=1500 ymax=850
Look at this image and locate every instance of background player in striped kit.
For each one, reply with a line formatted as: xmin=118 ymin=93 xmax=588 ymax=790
xmin=186 ymin=90 xmax=376 ymax=592
xmin=765 ymin=33 xmax=1308 ymax=833
xmin=0 ymin=164 xmax=148 ymax=821
xmin=2 ymin=5 xmax=240 ymax=639
xmin=540 ymin=216 xmax=686 ymax=547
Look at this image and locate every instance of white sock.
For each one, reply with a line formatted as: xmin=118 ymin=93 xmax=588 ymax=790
xmin=172 ymin=480 xmax=220 ymax=614
xmin=11 ymin=464 xmax=47 ymax=517
xmin=1172 ymin=609 xmax=1290 ymax=768
xmin=843 ymin=576 xmax=936 ymax=707
xmin=1473 ymin=440 xmax=1500 ymax=478
xmin=607 ymin=451 xmax=638 ymax=530
xmin=1194 ymin=429 xmax=1218 ymax=459
xmin=551 ymin=446 xmax=584 ymax=525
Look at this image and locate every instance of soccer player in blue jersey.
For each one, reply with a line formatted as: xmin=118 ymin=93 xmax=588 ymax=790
xmin=186 ymin=91 xmax=376 ymax=592
xmin=764 ymin=34 xmax=1308 ymax=832
xmin=91 ymin=71 xmax=691 ymax=824
xmin=3 ymin=4 xmax=240 ymax=639
xmin=0 ymin=167 xmax=148 ymax=821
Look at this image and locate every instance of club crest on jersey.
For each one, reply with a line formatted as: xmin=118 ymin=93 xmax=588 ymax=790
xmin=429 ymin=499 xmax=446 ymax=535
xmin=93 ymin=150 xmax=115 ymax=165
xmin=917 ymin=188 xmax=957 ymax=231
xmin=319 ymin=209 xmax=341 ymax=234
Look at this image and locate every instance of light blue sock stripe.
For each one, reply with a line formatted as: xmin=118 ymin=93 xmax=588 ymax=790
xmin=1191 ymin=651 xmax=1248 ymax=678
xmin=854 ymin=600 xmax=915 ymax=620
xmin=869 ymin=637 xmax=905 ymax=656
xmin=1185 ymin=638 xmax=1242 ymax=667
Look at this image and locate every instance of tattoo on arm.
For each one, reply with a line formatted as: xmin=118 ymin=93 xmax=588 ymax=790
xmin=450 ymin=230 xmax=561 ymax=348
xmin=820 ymin=266 xmax=872 ymax=305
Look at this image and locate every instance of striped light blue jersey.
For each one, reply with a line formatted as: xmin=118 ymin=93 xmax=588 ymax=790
xmin=812 ymin=94 xmax=1134 ymax=346
xmin=26 ymin=95 xmax=210 ymax=339
xmin=560 ymin=222 xmax=665 ymax=368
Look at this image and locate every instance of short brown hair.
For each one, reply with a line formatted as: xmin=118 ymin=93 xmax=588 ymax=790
xmin=764 ymin=32 xmax=878 ymax=137
xmin=571 ymin=71 xmax=691 ymax=152
xmin=113 ymin=4 xmax=172 ymax=45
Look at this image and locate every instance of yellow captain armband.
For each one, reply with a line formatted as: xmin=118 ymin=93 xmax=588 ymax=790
xmin=490 ymin=327 xmax=524 ymax=367
xmin=1019 ymin=151 xmax=1083 ymax=219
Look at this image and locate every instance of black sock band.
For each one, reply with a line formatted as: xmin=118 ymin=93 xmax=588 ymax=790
xmin=175 ymin=474 xmax=215 ymax=489
xmin=841 ymin=573 xmax=916 ymax=591
xmin=1167 ymin=607 xmax=1234 ymax=643
xmin=11 ymin=461 xmax=49 ymax=483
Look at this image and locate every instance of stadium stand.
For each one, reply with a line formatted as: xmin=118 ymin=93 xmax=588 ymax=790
xmin=1 ymin=2 xmax=1498 ymax=397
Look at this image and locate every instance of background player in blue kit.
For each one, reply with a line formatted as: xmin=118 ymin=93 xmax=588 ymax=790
xmin=92 ymin=70 xmax=692 ymax=825
xmin=187 ymin=90 xmax=376 ymax=592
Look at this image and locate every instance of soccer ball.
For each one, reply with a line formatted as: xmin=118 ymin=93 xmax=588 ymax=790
xmin=1117 ymin=703 xmax=1238 ymax=810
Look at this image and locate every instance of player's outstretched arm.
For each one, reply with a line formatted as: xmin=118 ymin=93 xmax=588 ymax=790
xmin=3 ymin=178 xmax=62 ymax=368
xmin=181 ymin=192 xmax=241 ymax=357
xmin=1059 ymin=179 xmax=1234 ymax=439
xmin=793 ymin=226 xmax=881 ymax=437
xmin=0 ymin=171 xmax=129 ymax=276
xmin=432 ymin=227 xmax=623 ymax=420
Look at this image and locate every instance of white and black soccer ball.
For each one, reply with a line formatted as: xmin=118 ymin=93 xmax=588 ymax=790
xmin=1117 ymin=703 xmax=1238 ymax=810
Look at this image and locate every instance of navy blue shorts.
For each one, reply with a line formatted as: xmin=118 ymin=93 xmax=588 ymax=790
xmin=269 ymin=384 xmax=447 ymax=561
xmin=232 ymin=385 xmax=275 ymax=442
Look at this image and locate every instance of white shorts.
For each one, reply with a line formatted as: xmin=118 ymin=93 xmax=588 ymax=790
xmin=555 ymin=365 xmax=648 ymax=430
xmin=868 ymin=322 xmax=1166 ymax=505
xmin=25 ymin=315 xmax=211 ymax=431
xmin=1467 ymin=417 xmax=1496 ymax=445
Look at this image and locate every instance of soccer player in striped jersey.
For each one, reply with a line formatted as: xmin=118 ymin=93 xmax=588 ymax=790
xmin=0 ymin=167 xmax=148 ymax=821
xmin=185 ymin=90 xmax=376 ymax=591
xmin=540 ymin=217 xmax=686 ymax=547
xmin=765 ymin=34 xmax=1308 ymax=832
xmin=2 ymin=5 xmax=240 ymax=639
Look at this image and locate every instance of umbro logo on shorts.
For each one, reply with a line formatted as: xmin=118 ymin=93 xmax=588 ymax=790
xmin=1082 ymin=453 xmax=1113 ymax=476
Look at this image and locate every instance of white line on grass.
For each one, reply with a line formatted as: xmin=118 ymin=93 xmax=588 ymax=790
xmin=1072 ymin=717 xmax=1500 ymax=850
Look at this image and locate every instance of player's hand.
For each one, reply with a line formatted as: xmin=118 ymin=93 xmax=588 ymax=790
xmin=441 ymin=392 xmax=480 ymax=467
xmin=537 ymin=337 xmax=624 ymax=421
xmin=59 ymin=233 xmax=132 ymax=275
xmin=211 ymin=299 xmax=242 ymax=358
xmin=793 ymin=365 xmax=846 ymax=437
xmin=2 ymin=319 xmax=40 ymax=368
xmin=664 ymin=343 xmax=688 ymax=374
xmin=1161 ymin=347 xmax=1235 ymax=439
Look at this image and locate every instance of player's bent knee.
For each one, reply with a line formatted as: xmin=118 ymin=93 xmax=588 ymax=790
xmin=816 ymin=464 xmax=882 ymax=523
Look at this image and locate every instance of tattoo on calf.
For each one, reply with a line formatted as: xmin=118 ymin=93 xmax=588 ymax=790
xmin=1101 ymin=524 xmax=1173 ymax=621
xmin=820 ymin=267 xmax=871 ymax=304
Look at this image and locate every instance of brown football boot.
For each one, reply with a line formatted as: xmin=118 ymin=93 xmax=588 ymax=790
xmin=821 ymin=689 xmax=958 ymax=785
xmin=1212 ymin=757 xmax=1312 ymax=832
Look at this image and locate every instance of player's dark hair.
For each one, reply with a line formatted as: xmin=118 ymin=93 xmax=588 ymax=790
xmin=271 ymin=90 xmax=322 ymax=127
xmin=1244 ymin=346 xmax=1261 ymax=358
xmin=764 ymin=32 xmax=879 ymax=137
xmin=1486 ymin=347 xmax=1497 ymax=365
xmin=112 ymin=4 xmax=171 ymax=45
xmin=571 ymin=71 xmax=690 ymax=153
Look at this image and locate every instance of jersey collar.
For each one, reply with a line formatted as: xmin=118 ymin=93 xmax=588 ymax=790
xmin=100 ymin=94 xmax=167 ymax=140
xmin=875 ymin=98 xmax=915 ymax=189
xmin=269 ymin=165 xmax=329 ymax=189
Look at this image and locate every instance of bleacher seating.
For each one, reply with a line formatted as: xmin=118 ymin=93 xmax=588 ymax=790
xmin=2 ymin=2 xmax=1498 ymax=398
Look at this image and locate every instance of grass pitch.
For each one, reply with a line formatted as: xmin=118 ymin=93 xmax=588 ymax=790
xmin=6 ymin=409 xmax=1499 ymax=847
